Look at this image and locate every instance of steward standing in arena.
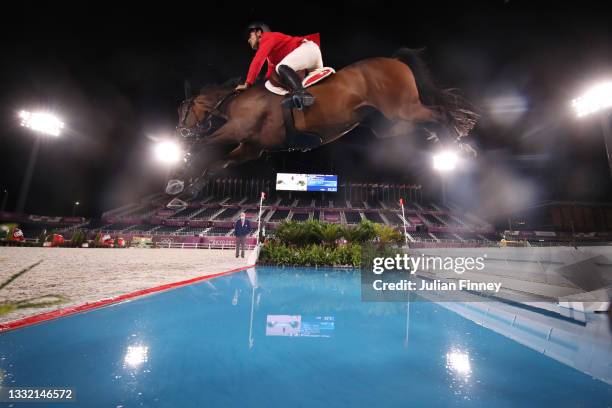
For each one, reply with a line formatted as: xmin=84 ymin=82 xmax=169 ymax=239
xmin=234 ymin=212 xmax=251 ymax=258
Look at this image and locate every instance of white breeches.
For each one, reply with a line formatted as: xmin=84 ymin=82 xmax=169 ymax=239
xmin=276 ymin=40 xmax=323 ymax=73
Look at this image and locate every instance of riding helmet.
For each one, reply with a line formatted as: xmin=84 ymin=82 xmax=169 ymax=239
xmin=246 ymin=22 xmax=271 ymax=38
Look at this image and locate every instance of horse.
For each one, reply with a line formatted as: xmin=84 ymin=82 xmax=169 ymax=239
xmin=171 ymin=48 xmax=478 ymax=196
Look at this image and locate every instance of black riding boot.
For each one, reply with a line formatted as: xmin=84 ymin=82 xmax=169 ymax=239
xmin=277 ymin=64 xmax=315 ymax=110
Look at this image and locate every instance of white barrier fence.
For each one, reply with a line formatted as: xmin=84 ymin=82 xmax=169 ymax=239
xmin=154 ymin=242 xmax=256 ymax=250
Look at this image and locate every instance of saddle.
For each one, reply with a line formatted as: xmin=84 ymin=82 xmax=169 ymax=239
xmin=266 ymin=67 xmax=336 ymax=152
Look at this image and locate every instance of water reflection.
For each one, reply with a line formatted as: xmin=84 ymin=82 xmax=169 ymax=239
xmin=123 ymin=345 xmax=148 ymax=368
xmin=253 ymin=267 xmax=610 ymax=386
xmin=446 ymin=350 xmax=472 ymax=377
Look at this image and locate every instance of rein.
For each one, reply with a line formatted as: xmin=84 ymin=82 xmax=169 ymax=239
xmin=178 ymin=90 xmax=238 ymax=138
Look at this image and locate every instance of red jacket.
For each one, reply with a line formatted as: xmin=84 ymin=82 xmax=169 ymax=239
xmin=246 ymin=32 xmax=321 ymax=85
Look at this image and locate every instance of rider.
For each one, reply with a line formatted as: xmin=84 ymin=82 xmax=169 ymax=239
xmin=235 ymin=23 xmax=323 ymax=110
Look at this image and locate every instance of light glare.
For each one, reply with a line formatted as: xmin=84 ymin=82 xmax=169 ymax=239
xmin=124 ymin=345 xmax=148 ymax=367
xmin=433 ymin=151 xmax=458 ymax=172
xmin=572 ymin=81 xmax=612 ymax=117
xmin=446 ymin=351 xmax=471 ymax=376
xmin=154 ymin=141 xmax=182 ymax=164
xmin=19 ymin=110 xmax=64 ymax=136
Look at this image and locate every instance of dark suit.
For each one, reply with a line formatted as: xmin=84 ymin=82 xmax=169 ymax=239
xmin=234 ymin=219 xmax=251 ymax=257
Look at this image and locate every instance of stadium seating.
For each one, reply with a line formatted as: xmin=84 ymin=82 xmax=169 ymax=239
xmin=421 ymin=214 xmax=445 ymax=226
xmin=208 ymin=226 xmax=232 ymax=236
xmin=382 ymin=211 xmax=402 ymax=224
xmin=431 ymin=232 xmax=460 ymax=241
xmin=191 ymin=207 xmax=221 ymax=220
xmin=363 ymin=212 xmax=384 ymax=223
xmin=215 ymin=208 xmax=241 ymax=220
xmin=409 ymin=232 xmax=435 ymax=241
xmin=291 ymin=212 xmax=310 ymax=221
xmin=269 ymin=210 xmax=290 ymax=221
xmin=344 ymin=212 xmax=362 ymax=224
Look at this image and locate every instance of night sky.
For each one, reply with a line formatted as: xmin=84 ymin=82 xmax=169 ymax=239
xmin=0 ymin=1 xmax=610 ymax=219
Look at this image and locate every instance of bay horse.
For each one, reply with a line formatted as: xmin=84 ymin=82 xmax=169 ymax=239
xmin=172 ymin=48 xmax=477 ymax=196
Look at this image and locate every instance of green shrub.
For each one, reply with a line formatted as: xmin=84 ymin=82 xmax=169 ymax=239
xmin=70 ymin=230 xmax=87 ymax=247
xmin=341 ymin=220 xmax=377 ymax=244
xmin=261 ymin=219 xmax=401 ymax=267
xmin=259 ymin=241 xmax=361 ymax=267
xmin=373 ymin=224 xmax=404 ymax=246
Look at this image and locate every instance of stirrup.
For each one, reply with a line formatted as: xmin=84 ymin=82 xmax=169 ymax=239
xmin=283 ymin=92 xmax=315 ymax=110
xmin=295 ymin=92 xmax=315 ymax=109
xmin=292 ymin=94 xmax=304 ymax=110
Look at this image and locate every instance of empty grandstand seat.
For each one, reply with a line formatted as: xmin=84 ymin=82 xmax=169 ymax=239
xmin=216 ymin=208 xmax=241 ymax=220
xmin=329 ymin=198 xmax=344 ymax=208
xmin=192 ymin=206 xmax=221 ymax=220
xmin=168 ymin=207 xmax=194 ymax=219
xmin=86 ymin=219 xmax=106 ymax=229
xmin=435 ymin=214 xmax=460 ymax=226
xmin=292 ymin=212 xmax=309 ymax=221
xmin=181 ymin=227 xmax=208 ymax=235
xmin=422 ymin=214 xmax=444 ymax=226
xmin=225 ymin=197 xmax=245 ymax=204
xmin=421 ymin=203 xmax=439 ymax=211
xmin=366 ymin=200 xmax=381 ymax=209
xmin=208 ymin=226 xmax=232 ymax=236
xmin=480 ymin=232 xmax=501 ymax=241
xmin=101 ymin=224 xmax=129 ymax=231
xmin=383 ymin=201 xmax=400 ymax=209
xmin=277 ymin=198 xmax=293 ymax=207
xmin=363 ymin=212 xmax=384 ymax=223
xmin=344 ymin=212 xmax=362 ymax=224
xmin=456 ymin=232 xmax=483 ymax=241
xmin=383 ymin=211 xmax=402 ymax=224
xmin=153 ymin=225 xmax=182 ymax=234
xmin=269 ymin=210 xmax=290 ymax=221
xmin=295 ymin=199 xmax=312 ymax=207
xmin=410 ymin=232 xmax=434 ymax=241
xmin=431 ymin=232 xmax=459 ymax=241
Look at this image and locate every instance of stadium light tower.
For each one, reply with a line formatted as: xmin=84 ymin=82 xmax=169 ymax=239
xmin=15 ymin=110 xmax=65 ymax=214
xmin=433 ymin=151 xmax=458 ymax=205
xmin=572 ymin=80 xmax=612 ymax=178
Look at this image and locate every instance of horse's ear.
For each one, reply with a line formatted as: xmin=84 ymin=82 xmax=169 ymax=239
xmin=184 ymin=80 xmax=192 ymax=99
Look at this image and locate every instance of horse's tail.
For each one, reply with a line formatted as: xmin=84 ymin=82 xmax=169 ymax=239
xmin=392 ymin=47 xmax=478 ymax=138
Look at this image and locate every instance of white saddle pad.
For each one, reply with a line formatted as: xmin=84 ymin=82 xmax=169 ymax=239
xmin=265 ymin=67 xmax=336 ymax=96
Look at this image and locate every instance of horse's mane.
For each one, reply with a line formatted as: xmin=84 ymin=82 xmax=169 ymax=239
xmin=199 ymin=77 xmax=241 ymax=95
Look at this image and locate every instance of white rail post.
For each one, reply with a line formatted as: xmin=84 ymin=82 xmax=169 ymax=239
xmin=400 ymin=198 xmax=409 ymax=248
xmin=255 ymin=191 xmax=265 ymax=247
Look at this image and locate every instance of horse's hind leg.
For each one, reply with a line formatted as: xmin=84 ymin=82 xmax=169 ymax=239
xmin=384 ymin=100 xmax=455 ymax=144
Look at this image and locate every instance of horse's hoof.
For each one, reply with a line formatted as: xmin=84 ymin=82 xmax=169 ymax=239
xmin=166 ymin=197 xmax=188 ymax=209
xmin=165 ymin=179 xmax=185 ymax=195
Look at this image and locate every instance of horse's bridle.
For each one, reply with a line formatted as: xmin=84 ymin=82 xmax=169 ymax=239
xmin=176 ymin=91 xmax=237 ymax=139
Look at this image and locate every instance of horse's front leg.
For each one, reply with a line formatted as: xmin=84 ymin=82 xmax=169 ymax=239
xmin=209 ymin=143 xmax=263 ymax=172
